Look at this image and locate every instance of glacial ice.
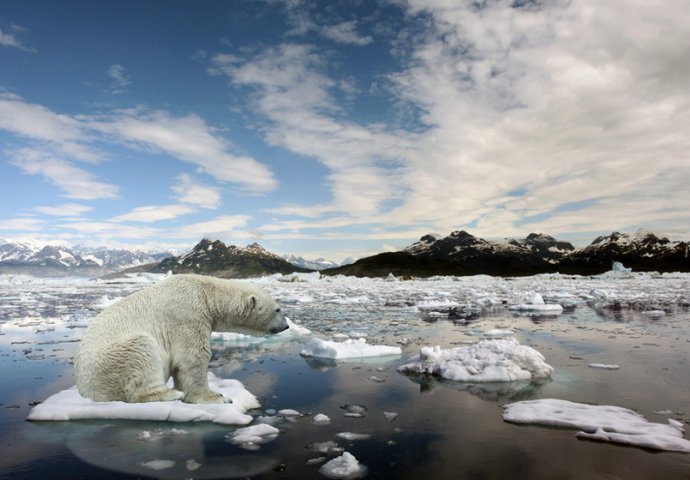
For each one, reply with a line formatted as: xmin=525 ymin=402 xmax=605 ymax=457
xmin=503 ymin=398 xmax=690 ymax=453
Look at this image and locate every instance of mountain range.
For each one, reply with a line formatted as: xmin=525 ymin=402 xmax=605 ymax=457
xmin=324 ymin=229 xmax=689 ymax=277
xmin=2 ymin=229 xmax=688 ymax=278
xmin=0 ymin=239 xmax=171 ymax=276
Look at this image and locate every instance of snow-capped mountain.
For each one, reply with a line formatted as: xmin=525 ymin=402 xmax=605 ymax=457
xmin=0 ymin=239 xmax=170 ymax=276
xmin=282 ymin=254 xmax=343 ymax=271
xmin=559 ymin=229 xmax=689 ymax=274
xmin=325 ymin=229 xmax=689 ymax=277
xmin=149 ymin=238 xmax=312 ymax=278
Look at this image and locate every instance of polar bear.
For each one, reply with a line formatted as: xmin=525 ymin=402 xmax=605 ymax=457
xmin=74 ymin=274 xmax=288 ymax=404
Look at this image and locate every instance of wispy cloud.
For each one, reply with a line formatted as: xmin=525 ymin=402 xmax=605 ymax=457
xmin=112 ymin=204 xmax=196 ymax=223
xmin=107 ymin=64 xmax=131 ymax=94
xmin=89 ymin=109 xmax=278 ymax=193
xmin=34 ymin=203 xmax=93 ymax=217
xmin=9 ymin=147 xmax=119 ymax=200
xmin=0 ymin=24 xmax=35 ymax=52
xmin=170 ymin=214 xmax=251 ymax=239
xmin=172 ymin=173 xmax=221 ymax=209
xmin=320 ymin=20 xmax=372 ymax=46
xmin=0 ymin=216 xmax=43 ymax=231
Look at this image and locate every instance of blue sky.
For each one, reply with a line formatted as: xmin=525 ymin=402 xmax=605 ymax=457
xmin=1 ymin=0 xmax=689 ymax=261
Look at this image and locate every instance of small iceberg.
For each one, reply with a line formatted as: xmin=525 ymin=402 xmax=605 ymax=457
xmin=508 ymin=292 xmax=563 ymax=314
xmin=398 ymin=338 xmax=553 ymax=382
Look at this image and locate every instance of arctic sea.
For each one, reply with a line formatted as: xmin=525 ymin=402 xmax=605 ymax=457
xmin=1 ymin=271 xmax=689 ymax=479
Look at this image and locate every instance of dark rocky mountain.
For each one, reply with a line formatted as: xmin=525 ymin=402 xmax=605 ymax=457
xmin=149 ymin=239 xmax=312 ymax=278
xmin=0 ymin=239 xmax=170 ymax=276
xmin=323 ymin=229 xmax=688 ymax=278
xmin=559 ymin=230 xmax=690 ymax=275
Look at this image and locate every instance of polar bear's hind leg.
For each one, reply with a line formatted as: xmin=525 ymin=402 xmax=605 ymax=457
xmin=107 ymin=333 xmax=182 ymax=403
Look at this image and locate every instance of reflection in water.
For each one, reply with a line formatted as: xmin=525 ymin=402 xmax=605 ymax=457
xmin=26 ymin=422 xmax=280 ymax=479
xmin=402 ymin=374 xmax=550 ymax=403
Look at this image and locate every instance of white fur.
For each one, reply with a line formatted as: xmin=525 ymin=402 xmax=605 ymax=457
xmin=74 ymin=274 xmax=287 ymax=404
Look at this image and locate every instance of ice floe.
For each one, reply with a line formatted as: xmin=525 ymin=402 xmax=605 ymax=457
xmin=27 ymin=373 xmax=258 ymax=425
xmin=319 ymin=452 xmax=367 ymax=479
xmin=398 ymin=338 xmax=553 ymax=382
xmin=508 ymin=292 xmax=563 ymax=314
xmin=588 ymin=363 xmax=620 ymax=370
xmin=503 ymin=398 xmax=690 ymax=453
xmin=225 ymin=423 xmax=280 ymax=450
xmin=300 ymin=337 xmax=401 ymax=360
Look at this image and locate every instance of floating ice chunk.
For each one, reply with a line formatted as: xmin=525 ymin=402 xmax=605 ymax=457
xmin=509 ymin=303 xmax=563 ymax=313
xmin=336 ymin=432 xmax=372 ymax=441
xmin=140 ymin=459 xmax=175 ymax=470
xmin=483 ymin=328 xmax=514 ymax=337
xmin=398 ymin=338 xmax=553 ymax=382
xmin=524 ymin=292 xmax=545 ymax=305
xmin=383 ymin=411 xmax=398 ymax=421
xmin=642 ymin=310 xmax=665 ymax=317
xmin=319 ymin=452 xmax=367 ymax=479
xmin=27 ymin=373 xmax=258 ymax=425
xmin=226 ymin=423 xmax=280 ymax=450
xmin=300 ymin=337 xmax=401 ymax=360
xmin=185 ymin=459 xmax=201 ymax=471
xmin=212 ymin=317 xmax=312 ymax=344
xmin=313 ymin=413 xmax=331 ymax=425
xmin=503 ymin=398 xmax=690 ymax=453
xmin=588 ymin=363 xmax=620 ymax=370
xmin=308 ymin=441 xmax=343 ymax=454
xmin=278 ymin=409 xmax=300 ymax=417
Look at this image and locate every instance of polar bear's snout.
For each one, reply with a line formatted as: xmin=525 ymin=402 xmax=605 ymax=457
xmin=269 ymin=309 xmax=289 ymax=334
xmin=269 ymin=323 xmax=290 ymax=334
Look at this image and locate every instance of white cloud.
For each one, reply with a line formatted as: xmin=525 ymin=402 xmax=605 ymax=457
xmin=170 ymin=214 xmax=251 ymax=239
xmin=60 ymin=220 xmax=160 ymax=239
xmin=89 ymin=109 xmax=277 ymax=193
xmin=107 ymin=64 xmax=131 ymax=93
xmin=9 ymin=147 xmax=119 ymax=200
xmin=320 ymin=20 xmax=373 ymax=46
xmin=0 ymin=93 xmax=99 ymax=162
xmin=112 ymin=204 xmax=196 ymax=223
xmin=172 ymin=173 xmax=221 ymax=209
xmin=34 ymin=203 xmax=93 ymax=217
xmin=0 ymin=217 xmax=44 ymax=231
xmin=0 ymin=25 xmax=34 ymax=52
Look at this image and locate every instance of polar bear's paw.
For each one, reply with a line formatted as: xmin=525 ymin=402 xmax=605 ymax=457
xmin=184 ymin=391 xmax=229 ymax=404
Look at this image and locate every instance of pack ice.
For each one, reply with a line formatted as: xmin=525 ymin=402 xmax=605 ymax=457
xmin=398 ymin=338 xmax=553 ymax=382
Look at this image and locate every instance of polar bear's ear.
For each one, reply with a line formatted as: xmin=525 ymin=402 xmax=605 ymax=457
xmin=249 ymin=295 xmax=257 ymax=311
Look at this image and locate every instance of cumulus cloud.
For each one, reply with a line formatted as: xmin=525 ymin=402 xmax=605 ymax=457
xmin=172 ymin=173 xmax=221 ymax=209
xmin=320 ymin=20 xmax=373 ymax=46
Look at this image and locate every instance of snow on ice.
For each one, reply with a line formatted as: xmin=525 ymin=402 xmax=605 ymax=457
xmin=225 ymin=423 xmax=280 ymax=450
xmin=508 ymin=292 xmax=563 ymax=314
xmin=398 ymin=338 xmax=553 ymax=382
xmin=300 ymin=337 xmax=401 ymax=360
xmin=27 ymin=373 xmax=259 ymax=425
xmin=503 ymin=398 xmax=690 ymax=453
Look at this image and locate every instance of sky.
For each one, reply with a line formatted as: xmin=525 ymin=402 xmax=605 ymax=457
xmin=1 ymin=0 xmax=689 ymax=261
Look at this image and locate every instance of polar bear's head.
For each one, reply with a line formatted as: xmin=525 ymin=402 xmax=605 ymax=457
xmin=215 ymin=284 xmax=288 ymax=336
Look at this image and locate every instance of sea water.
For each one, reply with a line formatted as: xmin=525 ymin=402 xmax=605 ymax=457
xmin=1 ymin=273 xmax=689 ymax=479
